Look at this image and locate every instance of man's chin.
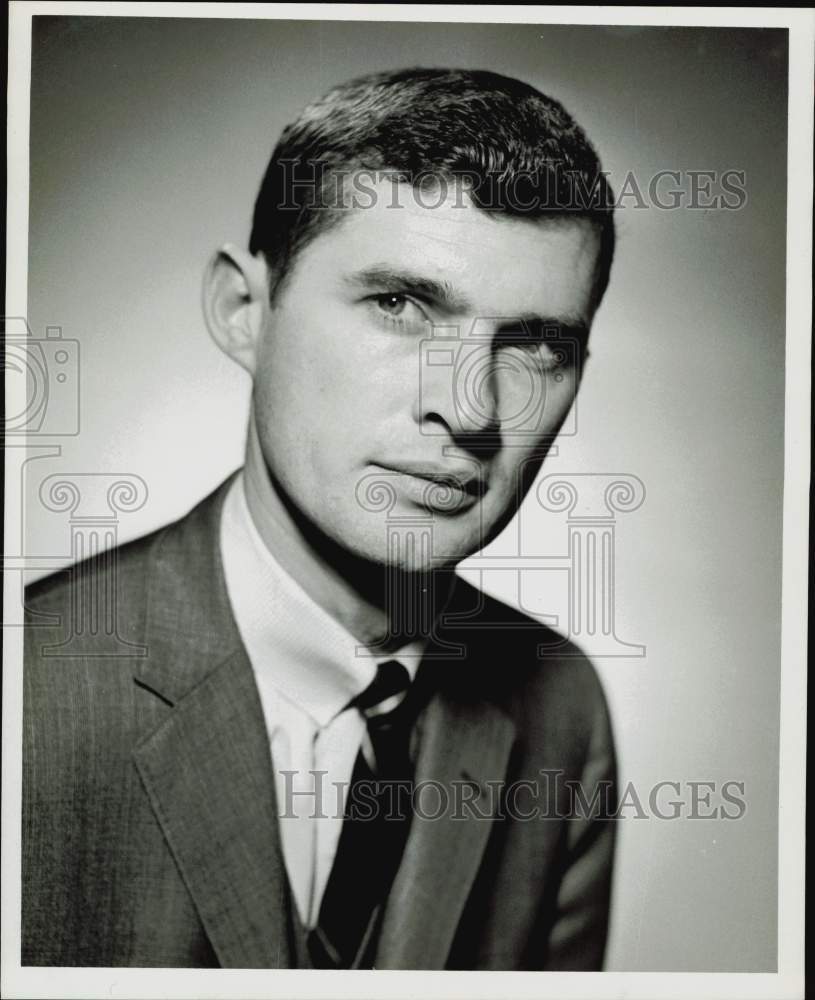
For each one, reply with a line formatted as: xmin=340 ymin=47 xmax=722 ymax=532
xmin=336 ymin=519 xmax=488 ymax=575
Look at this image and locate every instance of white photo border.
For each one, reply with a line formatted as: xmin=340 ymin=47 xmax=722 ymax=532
xmin=3 ymin=4 xmax=811 ymax=999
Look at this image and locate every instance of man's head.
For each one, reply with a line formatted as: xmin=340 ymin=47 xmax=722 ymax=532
xmin=204 ymin=68 xmax=614 ymax=572
xmin=249 ymin=68 xmax=615 ymax=307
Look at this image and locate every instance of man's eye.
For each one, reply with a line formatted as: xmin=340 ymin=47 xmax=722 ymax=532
xmin=370 ymin=292 xmax=428 ymax=328
xmin=375 ymin=293 xmax=408 ymax=316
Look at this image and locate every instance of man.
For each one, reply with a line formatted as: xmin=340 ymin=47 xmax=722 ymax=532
xmin=22 ymin=68 xmax=618 ymax=970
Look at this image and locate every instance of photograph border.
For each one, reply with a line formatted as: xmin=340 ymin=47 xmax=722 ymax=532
xmin=3 ymin=4 xmax=811 ymax=999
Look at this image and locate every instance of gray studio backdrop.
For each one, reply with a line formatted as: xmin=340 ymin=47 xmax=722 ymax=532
xmin=23 ymin=17 xmax=787 ymax=972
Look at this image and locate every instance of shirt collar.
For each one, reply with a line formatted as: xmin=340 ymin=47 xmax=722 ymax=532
xmin=220 ymin=472 xmax=424 ymax=728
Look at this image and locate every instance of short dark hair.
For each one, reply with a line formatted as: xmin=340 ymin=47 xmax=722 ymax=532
xmin=249 ymin=67 xmax=615 ymax=305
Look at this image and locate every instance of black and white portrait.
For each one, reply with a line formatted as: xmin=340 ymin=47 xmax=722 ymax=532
xmin=3 ymin=6 xmax=810 ymax=1000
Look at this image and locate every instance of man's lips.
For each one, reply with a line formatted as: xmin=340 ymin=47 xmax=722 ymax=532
xmin=376 ymin=461 xmax=486 ymax=494
xmin=372 ymin=462 xmax=487 ymax=511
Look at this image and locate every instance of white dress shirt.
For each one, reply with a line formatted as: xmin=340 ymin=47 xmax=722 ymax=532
xmin=219 ymin=473 xmax=424 ymax=928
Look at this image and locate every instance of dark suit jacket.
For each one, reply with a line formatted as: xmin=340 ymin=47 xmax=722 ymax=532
xmin=22 ymin=476 xmax=617 ymax=969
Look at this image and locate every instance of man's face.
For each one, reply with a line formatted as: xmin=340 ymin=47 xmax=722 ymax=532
xmin=251 ymin=180 xmax=601 ymax=570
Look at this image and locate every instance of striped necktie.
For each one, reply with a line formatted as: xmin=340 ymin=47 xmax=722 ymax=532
xmin=307 ymin=660 xmax=415 ymax=968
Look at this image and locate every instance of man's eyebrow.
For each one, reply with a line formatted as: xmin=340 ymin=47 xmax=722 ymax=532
xmin=344 ymin=266 xmax=590 ymax=339
xmin=502 ymin=315 xmax=590 ymax=343
xmin=343 ymin=266 xmax=472 ymax=314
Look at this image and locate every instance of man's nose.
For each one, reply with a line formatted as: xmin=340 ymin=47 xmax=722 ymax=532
xmin=416 ymin=340 xmax=501 ymax=446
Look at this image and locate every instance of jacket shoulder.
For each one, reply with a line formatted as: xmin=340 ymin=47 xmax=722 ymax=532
xmin=22 ymin=528 xmax=166 ymax=739
xmin=25 ymin=524 xmax=162 ymax=614
xmin=446 ymin=576 xmax=613 ymax=761
xmin=450 ymin=575 xmax=607 ymax=694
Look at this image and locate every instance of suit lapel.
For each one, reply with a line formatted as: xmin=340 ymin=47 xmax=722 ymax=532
xmin=375 ymin=680 xmax=516 ymax=969
xmin=133 ymin=476 xmax=292 ymax=968
xmin=134 ymin=647 xmax=291 ymax=968
xmin=131 ymin=477 xmax=515 ymax=970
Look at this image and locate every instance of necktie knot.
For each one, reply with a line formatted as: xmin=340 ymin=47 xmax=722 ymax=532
xmin=353 ymin=659 xmax=411 ymax=721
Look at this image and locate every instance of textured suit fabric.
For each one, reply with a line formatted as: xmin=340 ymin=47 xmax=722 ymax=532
xmin=22 ymin=475 xmax=618 ymax=970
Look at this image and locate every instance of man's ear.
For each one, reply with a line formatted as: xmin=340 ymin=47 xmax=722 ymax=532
xmin=202 ymin=243 xmax=269 ymax=374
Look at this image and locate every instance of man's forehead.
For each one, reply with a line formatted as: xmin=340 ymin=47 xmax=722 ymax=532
xmin=316 ymin=180 xmax=602 ymax=320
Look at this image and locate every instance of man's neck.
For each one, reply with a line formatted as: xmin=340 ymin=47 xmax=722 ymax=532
xmin=241 ymin=417 xmax=451 ymax=650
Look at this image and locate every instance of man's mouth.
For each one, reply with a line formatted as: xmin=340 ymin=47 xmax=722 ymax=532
xmin=371 ymin=462 xmax=486 ymax=512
